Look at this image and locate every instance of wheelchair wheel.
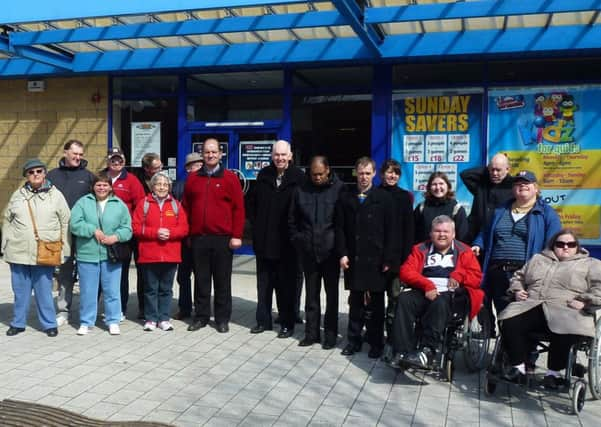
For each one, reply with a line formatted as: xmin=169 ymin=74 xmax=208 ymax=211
xmin=464 ymin=313 xmax=491 ymax=372
xmin=571 ymin=380 xmax=586 ymax=414
xmin=588 ymin=318 xmax=601 ymax=400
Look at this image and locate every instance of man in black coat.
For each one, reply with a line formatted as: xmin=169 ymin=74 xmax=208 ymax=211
xmin=336 ymin=156 xmax=395 ymax=358
xmin=460 ymin=153 xmax=513 ymax=245
xmin=248 ymin=140 xmax=305 ymax=338
xmin=289 ymin=156 xmax=344 ymax=349
xmin=47 ymin=140 xmax=95 ymax=326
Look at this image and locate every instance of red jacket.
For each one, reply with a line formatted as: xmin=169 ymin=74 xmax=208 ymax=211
xmin=399 ymin=240 xmax=484 ymax=319
xmin=182 ymin=167 xmax=245 ymax=238
xmin=132 ymin=194 xmax=189 ymax=264
xmin=109 ymin=169 xmax=146 ymax=216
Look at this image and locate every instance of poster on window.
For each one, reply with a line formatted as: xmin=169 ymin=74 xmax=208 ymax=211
xmin=488 ymin=85 xmax=601 ymax=244
xmin=239 ymin=141 xmax=274 ymax=179
xmin=391 ymin=91 xmax=483 ymax=210
xmin=131 ymin=122 xmax=161 ymax=166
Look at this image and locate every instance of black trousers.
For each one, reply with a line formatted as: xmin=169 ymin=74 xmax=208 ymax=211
xmin=501 ymin=305 xmax=582 ymax=371
xmin=176 ymin=244 xmax=194 ymax=315
xmin=392 ymin=289 xmax=466 ymax=354
xmin=256 ymin=256 xmax=298 ymax=329
xmin=347 ymin=290 xmax=384 ymax=350
xmin=302 ymin=254 xmax=339 ymax=341
xmin=191 ymin=235 xmax=233 ymax=324
xmin=119 ymin=239 xmax=144 ymax=315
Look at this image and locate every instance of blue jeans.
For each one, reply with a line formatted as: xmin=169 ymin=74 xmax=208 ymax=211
xmin=78 ymin=261 xmax=122 ymax=326
xmin=9 ymin=263 xmax=56 ymax=330
xmin=144 ymin=263 xmax=177 ymax=322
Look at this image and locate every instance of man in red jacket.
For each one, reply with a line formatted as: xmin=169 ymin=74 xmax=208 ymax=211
xmin=390 ymin=215 xmax=483 ymax=369
xmin=182 ymin=138 xmax=245 ymax=333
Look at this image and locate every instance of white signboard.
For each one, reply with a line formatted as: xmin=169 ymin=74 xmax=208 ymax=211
xmin=131 ymin=122 xmax=161 ymax=166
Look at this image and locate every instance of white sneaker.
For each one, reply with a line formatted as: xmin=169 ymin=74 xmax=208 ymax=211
xmin=143 ymin=321 xmax=156 ymax=331
xmin=159 ymin=321 xmax=174 ymax=331
xmin=109 ymin=324 xmax=120 ymax=335
xmin=77 ymin=325 xmax=88 ymax=336
xmin=56 ymin=314 xmax=68 ymax=327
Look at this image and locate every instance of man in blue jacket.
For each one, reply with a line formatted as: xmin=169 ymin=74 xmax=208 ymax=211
xmin=47 ymin=140 xmax=95 ymax=326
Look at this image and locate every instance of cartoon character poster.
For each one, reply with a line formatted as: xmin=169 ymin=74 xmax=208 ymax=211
xmin=488 ymin=85 xmax=601 ymax=244
xmin=390 ymin=91 xmax=483 ymax=211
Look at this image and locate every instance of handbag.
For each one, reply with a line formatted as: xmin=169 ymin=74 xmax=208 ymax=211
xmin=97 ymin=203 xmax=130 ymax=263
xmin=26 ymin=200 xmax=63 ymax=267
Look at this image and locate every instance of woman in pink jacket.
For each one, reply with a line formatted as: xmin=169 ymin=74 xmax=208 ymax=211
xmin=133 ymin=172 xmax=188 ymax=331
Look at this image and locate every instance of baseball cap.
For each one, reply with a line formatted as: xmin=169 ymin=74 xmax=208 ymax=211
xmin=185 ymin=152 xmax=203 ymax=166
xmin=513 ymin=170 xmax=537 ymax=184
xmin=107 ymin=147 xmax=125 ymax=161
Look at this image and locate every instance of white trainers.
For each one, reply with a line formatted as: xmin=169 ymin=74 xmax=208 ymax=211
xmin=143 ymin=321 xmax=156 ymax=331
xmin=159 ymin=321 xmax=174 ymax=331
xmin=109 ymin=324 xmax=120 ymax=335
xmin=56 ymin=314 xmax=68 ymax=327
xmin=77 ymin=325 xmax=88 ymax=336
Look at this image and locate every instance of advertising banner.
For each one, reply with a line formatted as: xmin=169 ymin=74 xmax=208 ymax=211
xmin=391 ymin=91 xmax=483 ymax=209
xmin=488 ymin=85 xmax=601 ymax=244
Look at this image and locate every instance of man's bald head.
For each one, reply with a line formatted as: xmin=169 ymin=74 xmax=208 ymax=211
xmin=488 ymin=153 xmax=510 ymax=184
xmin=272 ymin=140 xmax=292 ymax=173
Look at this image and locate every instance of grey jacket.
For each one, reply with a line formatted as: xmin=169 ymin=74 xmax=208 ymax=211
xmin=2 ymin=184 xmax=71 ymax=265
xmin=498 ymin=249 xmax=601 ymax=337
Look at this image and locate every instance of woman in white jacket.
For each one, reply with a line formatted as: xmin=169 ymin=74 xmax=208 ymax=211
xmin=2 ymin=159 xmax=70 ymax=337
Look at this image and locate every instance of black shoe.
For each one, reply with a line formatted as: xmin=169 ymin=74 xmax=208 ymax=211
xmin=250 ymin=325 xmax=266 ymax=334
xmin=45 ymin=328 xmax=58 ymax=337
xmin=322 ymin=339 xmax=336 ymax=350
xmin=368 ymin=347 xmax=383 ymax=359
xmin=295 ymin=315 xmax=304 ymax=324
xmin=502 ymin=367 xmax=526 ymax=383
xmin=216 ymin=323 xmax=229 ymax=333
xmin=6 ymin=326 xmax=25 ymax=336
xmin=341 ymin=342 xmax=362 ymax=356
xmin=388 ymin=353 xmax=405 ymax=369
xmin=298 ymin=337 xmax=320 ymax=347
xmin=187 ymin=319 xmax=208 ymax=331
xmin=277 ymin=327 xmax=294 ymax=338
xmin=404 ymin=347 xmax=434 ymax=369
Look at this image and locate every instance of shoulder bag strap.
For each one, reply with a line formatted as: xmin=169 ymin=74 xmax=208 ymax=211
xmin=26 ymin=199 xmax=40 ymax=241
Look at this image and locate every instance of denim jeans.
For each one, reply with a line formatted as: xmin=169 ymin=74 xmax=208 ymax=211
xmin=9 ymin=263 xmax=56 ymax=330
xmin=78 ymin=261 xmax=122 ymax=326
xmin=144 ymin=263 xmax=177 ymax=322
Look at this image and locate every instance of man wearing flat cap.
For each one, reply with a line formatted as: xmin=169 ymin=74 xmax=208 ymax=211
xmin=171 ymin=152 xmax=203 ymax=320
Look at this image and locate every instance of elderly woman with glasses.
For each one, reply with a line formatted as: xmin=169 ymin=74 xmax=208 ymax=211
xmin=133 ymin=172 xmax=188 ymax=331
xmin=2 ymin=159 xmax=70 ymax=337
xmin=498 ymin=229 xmax=601 ymax=388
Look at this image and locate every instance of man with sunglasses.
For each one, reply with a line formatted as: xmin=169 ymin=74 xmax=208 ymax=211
xmin=47 ymin=140 xmax=95 ymax=327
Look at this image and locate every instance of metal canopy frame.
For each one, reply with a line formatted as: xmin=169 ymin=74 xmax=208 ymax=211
xmin=0 ymin=0 xmax=600 ymax=78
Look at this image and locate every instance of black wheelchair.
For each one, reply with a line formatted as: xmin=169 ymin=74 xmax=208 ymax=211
xmin=383 ymin=283 xmax=491 ymax=381
xmin=484 ymin=307 xmax=601 ymax=414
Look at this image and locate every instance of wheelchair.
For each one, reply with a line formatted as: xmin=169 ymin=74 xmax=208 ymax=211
xmin=484 ymin=307 xmax=601 ymax=414
xmin=383 ymin=283 xmax=491 ymax=382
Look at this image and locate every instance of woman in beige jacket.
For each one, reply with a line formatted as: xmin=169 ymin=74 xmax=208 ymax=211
xmin=2 ymin=159 xmax=70 ymax=337
xmin=498 ymin=229 xmax=601 ymax=388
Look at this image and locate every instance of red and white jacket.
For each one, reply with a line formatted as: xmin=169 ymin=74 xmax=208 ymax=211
xmin=132 ymin=194 xmax=189 ymax=264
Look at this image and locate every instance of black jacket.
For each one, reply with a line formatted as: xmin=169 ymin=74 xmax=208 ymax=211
xmin=47 ymin=158 xmax=95 ymax=209
xmin=248 ymin=163 xmax=305 ymax=259
xmin=460 ymin=166 xmax=513 ymax=244
xmin=379 ymin=184 xmax=414 ymax=269
xmin=335 ymin=186 xmax=395 ymax=292
xmin=288 ymin=174 xmax=344 ymax=264
xmin=414 ymin=197 xmax=468 ymax=243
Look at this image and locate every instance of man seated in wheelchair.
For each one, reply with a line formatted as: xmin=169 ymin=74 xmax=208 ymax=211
xmin=497 ymin=229 xmax=601 ymax=388
xmin=390 ymin=215 xmax=484 ymax=369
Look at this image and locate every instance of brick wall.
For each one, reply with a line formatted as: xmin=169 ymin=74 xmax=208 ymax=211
xmin=0 ymin=76 xmax=109 ymax=212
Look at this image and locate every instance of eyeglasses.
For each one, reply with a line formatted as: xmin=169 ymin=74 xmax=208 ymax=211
xmin=554 ymin=241 xmax=578 ymax=249
xmin=109 ymin=158 xmax=124 ymax=164
xmin=27 ymin=168 xmax=45 ymax=175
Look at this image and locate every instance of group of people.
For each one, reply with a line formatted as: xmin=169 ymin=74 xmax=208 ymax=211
xmin=3 ymin=139 xmax=601 ymax=389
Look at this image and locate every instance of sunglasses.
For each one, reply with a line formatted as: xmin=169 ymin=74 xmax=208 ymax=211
xmin=27 ymin=168 xmax=45 ymax=175
xmin=554 ymin=241 xmax=578 ymax=249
